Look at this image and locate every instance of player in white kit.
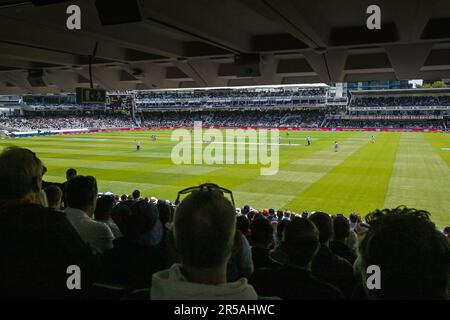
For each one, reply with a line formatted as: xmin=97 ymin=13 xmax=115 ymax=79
xmin=136 ymin=139 xmax=141 ymax=151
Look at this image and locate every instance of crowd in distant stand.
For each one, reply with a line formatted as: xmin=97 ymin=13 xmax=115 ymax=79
xmin=1 ymin=104 xmax=448 ymax=133
xmin=0 ymin=114 xmax=135 ymax=132
xmin=135 ymin=88 xmax=326 ymax=101
xmin=139 ymin=110 xmax=327 ymax=128
xmin=351 ymin=95 xmax=450 ymax=108
xmin=0 ymin=147 xmax=448 ymax=300
xmin=327 ymin=120 xmax=446 ymax=130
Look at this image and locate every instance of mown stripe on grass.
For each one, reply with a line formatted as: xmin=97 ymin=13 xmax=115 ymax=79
xmin=284 ymin=132 xmax=400 ymax=215
xmin=232 ymin=132 xmax=366 ymax=208
xmin=384 ymin=133 xmax=450 ymax=227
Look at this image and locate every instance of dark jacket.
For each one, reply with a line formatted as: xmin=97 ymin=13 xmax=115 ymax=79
xmin=0 ymin=201 xmax=98 ymax=299
xmin=251 ymin=247 xmax=282 ymax=270
xmin=102 ymin=237 xmax=168 ymax=289
xmin=250 ymin=266 xmax=344 ymax=300
xmin=330 ymin=241 xmax=357 ymax=265
xmin=312 ymin=245 xmax=356 ymax=298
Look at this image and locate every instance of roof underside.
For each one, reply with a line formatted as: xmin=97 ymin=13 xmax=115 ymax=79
xmin=1 ymin=0 xmax=450 ymax=94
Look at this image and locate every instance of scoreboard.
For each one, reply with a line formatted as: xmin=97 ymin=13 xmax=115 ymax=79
xmin=76 ymin=88 xmax=106 ymax=104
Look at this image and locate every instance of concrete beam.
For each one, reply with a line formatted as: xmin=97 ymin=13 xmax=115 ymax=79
xmin=386 ymin=43 xmax=434 ymax=79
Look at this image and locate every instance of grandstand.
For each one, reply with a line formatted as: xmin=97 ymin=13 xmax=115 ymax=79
xmin=3 ymin=85 xmax=450 ymax=132
xmin=325 ymin=88 xmax=450 ymax=130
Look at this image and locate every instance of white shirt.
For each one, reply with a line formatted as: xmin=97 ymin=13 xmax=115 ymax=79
xmin=136 ymin=140 xmax=141 ymax=146
xmin=100 ymin=219 xmax=123 ymax=239
xmin=64 ymin=207 xmax=114 ymax=255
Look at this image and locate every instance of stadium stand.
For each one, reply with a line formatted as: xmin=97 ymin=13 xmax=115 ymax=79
xmin=2 ymin=0 xmax=450 ymax=304
xmin=0 ymin=152 xmax=448 ymax=300
xmin=1 ymin=114 xmax=135 ymax=132
xmin=0 ymin=86 xmax=449 ymax=301
xmin=2 ymin=86 xmax=450 ymax=133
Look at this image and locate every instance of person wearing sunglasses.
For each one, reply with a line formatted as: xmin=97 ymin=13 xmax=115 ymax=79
xmin=151 ymin=183 xmax=259 ymax=300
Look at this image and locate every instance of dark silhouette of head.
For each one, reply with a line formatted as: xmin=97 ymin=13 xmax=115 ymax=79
xmin=94 ymin=195 xmax=116 ymax=221
xmin=66 ymin=175 xmax=98 ymax=216
xmin=359 ymin=206 xmax=450 ymax=300
xmin=333 ymin=215 xmax=350 ymax=242
xmin=65 ymin=168 xmax=77 ymax=181
xmin=44 ymin=185 xmax=63 ymax=210
xmin=132 ymin=189 xmax=140 ymax=200
xmin=284 ymin=217 xmax=320 ymax=268
xmin=250 ymin=218 xmax=274 ymax=248
xmin=309 ymin=212 xmax=332 ymax=245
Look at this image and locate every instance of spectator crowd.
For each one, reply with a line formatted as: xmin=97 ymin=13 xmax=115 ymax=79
xmin=0 ymin=114 xmax=135 ymax=132
xmin=351 ymin=95 xmax=450 ymax=108
xmin=135 ymin=87 xmax=327 ymax=109
xmin=0 ymin=146 xmax=448 ymax=300
xmin=139 ymin=109 xmax=327 ymax=129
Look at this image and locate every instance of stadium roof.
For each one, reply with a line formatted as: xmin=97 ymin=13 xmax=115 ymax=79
xmin=1 ymin=0 xmax=450 ymax=94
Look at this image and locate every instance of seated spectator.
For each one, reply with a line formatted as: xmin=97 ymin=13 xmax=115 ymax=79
xmin=250 ymin=217 xmax=343 ymax=299
xmin=330 ymin=215 xmax=357 ymax=265
xmin=102 ymin=200 xmax=167 ymax=289
xmin=151 ymin=184 xmax=258 ymax=299
xmin=276 ymin=210 xmax=283 ymax=221
xmin=44 ymin=185 xmax=63 ymax=210
xmin=227 ymin=230 xmax=254 ymax=282
xmin=247 ymin=210 xmax=256 ymax=222
xmin=241 ymin=204 xmax=250 ymax=216
xmin=156 ymin=199 xmax=174 ymax=244
xmin=275 ymin=219 xmax=289 ymax=244
xmin=444 ymin=226 xmax=449 ymax=238
xmin=357 ymin=207 xmax=450 ymax=300
xmin=132 ymin=189 xmax=140 ymax=201
xmin=236 ymin=215 xmax=250 ymax=237
xmin=41 ymin=166 xmax=52 ymax=190
xmin=95 ymin=195 xmax=122 ymax=238
xmin=0 ymin=147 xmax=97 ymax=299
xmin=268 ymin=218 xmax=290 ymax=265
xmin=309 ymin=212 xmax=356 ymax=298
xmin=156 ymin=200 xmax=173 ymax=227
xmin=249 ymin=218 xmax=280 ymax=270
xmin=61 ymin=168 xmax=77 ymax=207
xmin=64 ymin=175 xmax=114 ymax=255
xmin=268 ymin=208 xmax=275 ymax=220
xmin=36 ymin=189 xmax=48 ymax=207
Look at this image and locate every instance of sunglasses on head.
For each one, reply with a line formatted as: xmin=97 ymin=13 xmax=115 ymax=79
xmin=175 ymin=183 xmax=235 ymax=208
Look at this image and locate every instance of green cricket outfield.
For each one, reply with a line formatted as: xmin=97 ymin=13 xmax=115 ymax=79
xmin=1 ymin=129 xmax=449 ymax=227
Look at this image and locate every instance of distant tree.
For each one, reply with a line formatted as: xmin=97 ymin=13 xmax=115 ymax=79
xmin=419 ymin=81 xmax=447 ymax=88
xmin=431 ymin=81 xmax=446 ymax=88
